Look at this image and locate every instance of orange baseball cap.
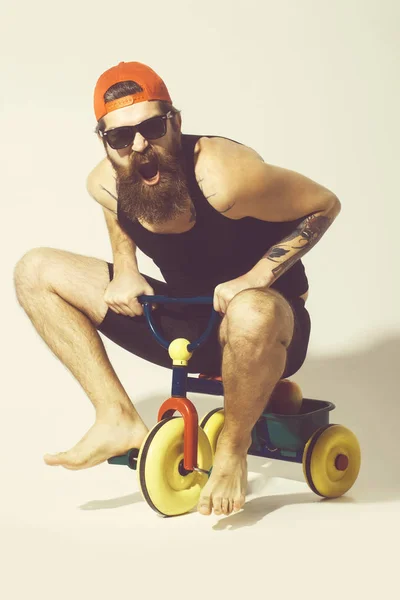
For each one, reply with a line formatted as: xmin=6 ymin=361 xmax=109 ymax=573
xmin=94 ymin=61 xmax=172 ymax=121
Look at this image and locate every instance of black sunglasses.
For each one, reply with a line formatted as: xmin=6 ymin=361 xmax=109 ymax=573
xmin=99 ymin=111 xmax=175 ymax=150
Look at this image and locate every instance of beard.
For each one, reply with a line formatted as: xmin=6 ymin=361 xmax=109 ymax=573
xmin=110 ymin=140 xmax=191 ymax=226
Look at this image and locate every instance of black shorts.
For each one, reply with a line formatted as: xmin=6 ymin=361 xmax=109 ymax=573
xmin=97 ymin=263 xmax=311 ymax=378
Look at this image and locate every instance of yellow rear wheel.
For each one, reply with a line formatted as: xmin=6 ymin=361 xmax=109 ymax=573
xmin=200 ymin=408 xmax=224 ymax=456
xmin=303 ymin=424 xmax=361 ymax=498
xmin=137 ymin=417 xmax=213 ymax=517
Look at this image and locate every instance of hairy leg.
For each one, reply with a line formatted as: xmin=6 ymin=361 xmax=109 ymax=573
xmin=13 ymin=247 xmax=149 ymax=469
xmin=198 ymin=288 xmax=295 ymax=516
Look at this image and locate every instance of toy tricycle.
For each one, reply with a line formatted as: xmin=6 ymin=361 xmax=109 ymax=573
xmin=108 ymin=295 xmax=361 ymax=517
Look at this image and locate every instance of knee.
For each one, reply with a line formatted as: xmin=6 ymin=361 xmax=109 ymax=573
xmin=225 ymin=288 xmax=292 ymax=344
xmin=13 ymin=247 xmax=55 ymax=298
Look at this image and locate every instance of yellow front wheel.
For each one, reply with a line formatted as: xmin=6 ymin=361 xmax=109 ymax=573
xmin=303 ymin=424 xmax=361 ymax=498
xmin=200 ymin=408 xmax=224 ymax=456
xmin=137 ymin=417 xmax=213 ymax=517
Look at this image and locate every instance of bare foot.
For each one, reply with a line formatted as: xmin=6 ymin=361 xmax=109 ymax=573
xmin=43 ymin=410 xmax=149 ymax=470
xmin=197 ymin=439 xmax=249 ymax=516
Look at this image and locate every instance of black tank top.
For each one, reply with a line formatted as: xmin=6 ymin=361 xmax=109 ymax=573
xmin=117 ymin=133 xmax=309 ymax=299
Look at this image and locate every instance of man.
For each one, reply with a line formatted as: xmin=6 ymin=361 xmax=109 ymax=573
xmin=13 ymin=61 xmax=340 ymax=517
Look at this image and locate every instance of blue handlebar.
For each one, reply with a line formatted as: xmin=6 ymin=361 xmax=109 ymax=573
xmin=139 ymin=295 xmax=214 ymax=305
xmin=137 ymin=294 xmax=219 ymax=352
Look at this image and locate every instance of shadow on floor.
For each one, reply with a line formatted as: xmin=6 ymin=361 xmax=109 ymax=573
xmin=211 ymin=492 xmax=354 ymax=531
xmin=82 ymin=332 xmax=400 ymax=516
xmin=79 ymin=492 xmax=142 ymax=511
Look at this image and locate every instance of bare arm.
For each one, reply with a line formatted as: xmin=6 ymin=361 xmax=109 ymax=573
xmin=86 ymin=169 xmax=139 ymax=276
xmin=85 ymin=162 xmax=158 ymax=316
xmin=195 ymin=139 xmax=341 ymax=287
xmin=249 ymin=200 xmax=341 ymax=286
xmin=102 ymin=208 xmax=140 ymax=276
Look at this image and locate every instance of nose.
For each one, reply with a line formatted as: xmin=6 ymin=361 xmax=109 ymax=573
xmin=132 ymin=131 xmax=149 ymax=153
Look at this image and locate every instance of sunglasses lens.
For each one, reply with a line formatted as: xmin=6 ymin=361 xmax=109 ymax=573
xmin=105 ymin=116 xmax=167 ymax=149
xmin=139 ymin=116 xmax=166 ymax=140
xmin=107 ymin=127 xmax=135 ymax=149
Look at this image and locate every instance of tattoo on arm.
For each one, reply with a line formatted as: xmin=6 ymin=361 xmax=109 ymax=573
xmin=263 ymin=212 xmax=332 ymax=278
xmin=219 ymin=203 xmax=236 ymax=214
xmin=99 ymin=185 xmax=118 ymax=215
xmin=196 ymin=177 xmax=236 ymax=214
xmin=100 ymin=185 xmax=118 ymax=201
xmin=197 ymin=177 xmax=218 ymax=201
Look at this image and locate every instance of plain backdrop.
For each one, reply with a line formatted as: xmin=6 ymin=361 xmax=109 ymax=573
xmin=1 ymin=0 xmax=399 ymax=598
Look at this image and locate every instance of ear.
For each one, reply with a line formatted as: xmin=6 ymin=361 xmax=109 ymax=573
xmin=174 ymin=110 xmax=182 ymax=129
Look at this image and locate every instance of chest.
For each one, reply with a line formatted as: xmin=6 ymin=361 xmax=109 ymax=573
xmin=118 ymin=203 xmax=278 ymax=276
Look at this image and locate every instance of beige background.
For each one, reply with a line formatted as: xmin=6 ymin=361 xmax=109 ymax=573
xmin=2 ymin=0 xmax=399 ymax=598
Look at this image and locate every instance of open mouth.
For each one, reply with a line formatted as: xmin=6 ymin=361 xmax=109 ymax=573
xmin=138 ymin=158 xmax=159 ymax=183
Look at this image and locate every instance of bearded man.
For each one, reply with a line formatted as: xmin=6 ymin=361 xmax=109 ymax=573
xmin=13 ymin=61 xmax=340 ymax=517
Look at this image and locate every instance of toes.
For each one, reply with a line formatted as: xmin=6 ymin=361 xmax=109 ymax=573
xmin=233 ymin=494 xmax=245 ymax=512
xmin=198 ymin=495 xmax=212 ymax=515
xmin=221 ymin=498 xmax=231 ymax=515
xmin=213 ymin=496 xmax=223 ymax=516
xmin=44 ymin=452 xmax=87 ymax=469
xmin=199 ymin=495 xmax=236 ymax=516
xmin=43 ymin=452 xmax=65 ymax=466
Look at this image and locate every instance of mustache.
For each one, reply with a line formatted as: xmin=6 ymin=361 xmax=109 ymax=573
xmin=114 ymin=148 xmax=157 ymax=182
xmin=131 ymin=147 xmax=157 ymax=169
xmin=117 ymin=145 xmax=183 ymax=182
